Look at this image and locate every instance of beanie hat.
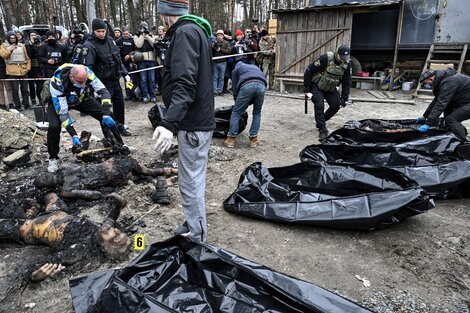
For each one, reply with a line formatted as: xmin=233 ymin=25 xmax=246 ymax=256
xmin=235 ymin=29 xmax=243 ymax=37
xmin=259 ymin=29 xmax=268 ymax=37
xmin=92 ymin=18 xmax=107 ymax=31
xmin=216 ymin=29 xmax=224 ymax=35
xmin=157 ymin=0 xmax=189 ymax=16
xmin=45 ymin=30 xmax=56 ymax=38
xmin=420 ymin=69 xmax=437 ymax=83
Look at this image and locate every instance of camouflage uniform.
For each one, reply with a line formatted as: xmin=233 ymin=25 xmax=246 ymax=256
xmin=258 ymin=36 xmax=276 ymax=89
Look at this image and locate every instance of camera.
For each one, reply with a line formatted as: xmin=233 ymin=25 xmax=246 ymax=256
xmin=155 ymin=40 xmax=169 ymax=50
xmin=140 ymin=26 xmax=149 ymax=34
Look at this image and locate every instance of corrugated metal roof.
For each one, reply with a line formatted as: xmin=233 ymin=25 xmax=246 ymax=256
xmin=272 ymin=0 xmax=400 ymax=13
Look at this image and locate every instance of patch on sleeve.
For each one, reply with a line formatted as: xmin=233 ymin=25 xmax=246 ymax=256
xmin=314 ymin=60 xmax=321 ymax=67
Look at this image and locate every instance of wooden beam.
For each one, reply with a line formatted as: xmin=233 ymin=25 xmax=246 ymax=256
xmin=276 ymin=27 xmax=349 ymax=34
xmin=390 ymin=0 xmax=405 ymax=91
xmin=279 ymin=30 xmax=344 ymax=74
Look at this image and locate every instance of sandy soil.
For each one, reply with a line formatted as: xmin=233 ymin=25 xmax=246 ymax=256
xmin=0 ymin=89 xmax=469 ymax=313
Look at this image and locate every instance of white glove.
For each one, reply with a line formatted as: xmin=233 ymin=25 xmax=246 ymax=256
xmin=125 ymin=75 xmax=131 ymax=82
xmin=152 ymin=126 xmax=173 ymax=153
xmin=305 ymin=93 xmax=313 ymax=100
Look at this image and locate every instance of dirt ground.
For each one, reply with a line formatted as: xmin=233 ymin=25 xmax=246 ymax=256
xmin=1 ymin=88 xmax=469 ymax=313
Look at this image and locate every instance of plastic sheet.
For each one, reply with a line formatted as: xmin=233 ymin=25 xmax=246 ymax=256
xmin=325 ymin=118 xmax=451 ymax=144
xmin=300 ymin=143 xmax=470 ymax=199
xmin=148 ymin=104 xmax=248 ymax=138
xmin=213 ymin=105 xmax=248 ymax=138
xmin=224 ymin=162 xmax=430 ymax=230
xmin=69 ymin=236 xmax=372 ymax=313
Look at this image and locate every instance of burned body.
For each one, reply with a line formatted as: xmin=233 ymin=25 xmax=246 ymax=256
xmin=0 ymin=193 xmax=129 ymax=281
xmin=34 ymin=156 xmax=177 ymax=200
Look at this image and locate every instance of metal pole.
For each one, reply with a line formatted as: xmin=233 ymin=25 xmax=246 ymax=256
xmin=390 ymin=0 xmax=405 ymax=91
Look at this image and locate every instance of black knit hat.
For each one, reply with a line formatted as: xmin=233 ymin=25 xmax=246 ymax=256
xmin=45 ymin=30 xmax=55 ymax=38
xmin=336 ymin=45 xmax=350 ymax=62
xmin=420 ymin=69 xmax=437 ymax=83
xmin=92 ymin=18 xmax=107 ymax=31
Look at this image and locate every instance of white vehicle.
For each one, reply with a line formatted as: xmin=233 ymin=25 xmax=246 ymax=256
xmin=17 ymin=24 xmax=69 ymax=40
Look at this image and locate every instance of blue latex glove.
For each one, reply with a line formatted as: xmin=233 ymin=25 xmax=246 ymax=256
xmin=102 ymin=115 xmax=116 ymax=128
xmin=72 ymin=136 xmax=82 ymax=146
xmin=416 ymin=116 xmax=425 ymax=124
xmin=418 ymin=124 xmax=430 ymax=133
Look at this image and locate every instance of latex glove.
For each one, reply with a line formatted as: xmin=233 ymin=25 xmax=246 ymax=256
xmin=416 ymin=116 xmax=425 ymax=124
xmin=72 ymin=135 xmax=82 ymax=146
xmin=418 ymin=124 xmax=430 ymax=133
xmin=152 ymin=126 xmax=173 ymax=153
xmin=305 ymin=93 xmax=313 ymax=100
xmin=102 ymin=115 xmax=117 ymax=128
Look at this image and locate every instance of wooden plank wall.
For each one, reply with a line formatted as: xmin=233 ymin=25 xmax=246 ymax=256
xmin=275 ymin=9 xmax=353 ymax=78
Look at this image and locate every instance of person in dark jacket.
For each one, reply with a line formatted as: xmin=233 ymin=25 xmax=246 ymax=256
xmin=224 ymin=61 xmax=266 ymax=148
xmin=38 ymin=30 xmax=68 ymax=78
xmin=116 ymin=28 xmax=137 ymax=101
xmin=82 ymin=18 xmax=132 ymax=136
xmin=152 ymin=0 xmax=215 ymax=243
xmin=211 ymin=29 xmax=231 ymax=96
xmin=25 ymin=31 xmax=43 ymax=105
xmin=303 ymin=45 xmax=352 ymax=140
xmin=416 ymin=68 xmax=470 ymax=140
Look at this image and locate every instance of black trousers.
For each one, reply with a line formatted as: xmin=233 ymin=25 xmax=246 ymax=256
xmin=103 ymin=79 xmax=125 ymax=125
xmin=445 ymin=104 xmax=470 ymax=140
xmin=9 ymin=75 xmax=29 ymax=108
xmin=47 ymin=97 xmax=105 ymax=159
xmin=311 ymin=84 xmax=341 ymax=129
xmin=28 ymin=80 xmax=43 ymax=103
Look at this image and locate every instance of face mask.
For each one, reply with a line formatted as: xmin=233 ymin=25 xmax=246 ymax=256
xmin=73 ymin=83 xmax=85 ymax=89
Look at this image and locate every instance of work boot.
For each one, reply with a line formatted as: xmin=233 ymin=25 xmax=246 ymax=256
xmin=224 ymin=136 xmax=236 ymax=148
xmin=118 ymin=124 xmax=132 ymax=136
xmin=151 ymin=176 xmax=171 ymax=205
xmin=47 ymin=159 xmax=59 ymax=173
xmin=8 ymin=104 xmax=14 ymax=110
xmin=0 ymin=104 xmax=6 ymax=111
xmin=249 ymin=136 xmax=260 ymax=148
xmin=318 ymin=127 xmax=329 ymax=141
xmin=174 ymin=221 xmax=190 ymax=237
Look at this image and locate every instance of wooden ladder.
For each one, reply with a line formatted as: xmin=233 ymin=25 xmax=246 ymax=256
xmin=414 ymin=43 xmax=469 ymax=97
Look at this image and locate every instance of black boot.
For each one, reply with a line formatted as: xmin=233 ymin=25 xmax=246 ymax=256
xmin=0 ymin=104 xmax=6 ymax=111
xmin=151 ymin=176 xmax=170 ymax=204
xmin=318 ymin=127 xmax=329 ymax=141
xmin=118 ymin=124 xmax=132 ymax=136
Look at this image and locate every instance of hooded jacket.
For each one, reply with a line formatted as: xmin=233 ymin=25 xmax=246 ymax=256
xmin=424 ymin=68 xmax=470 ymax=124
xmin=0 ymin=31 xmax=31 ymax=76
xmin=160 ymin=15 xmax=215 ymax=133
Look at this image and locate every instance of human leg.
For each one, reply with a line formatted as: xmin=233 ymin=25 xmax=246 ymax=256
xmin=323 ymin=90 xmax=341 ymax=122
xmin=248 ymin=82 xmax=266 ymax=137
xmin=227 ymin=84 xmax=253 ymax=137
xmin=445 ymin=104 xmax=470 ymax=140
xmin=177 ymin=130 xmax=212 ymax=243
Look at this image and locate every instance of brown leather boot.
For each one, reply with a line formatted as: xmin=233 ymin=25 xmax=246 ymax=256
xmin=224 ymin=136 xmax=236 ymax=148
xmin=249 ymin=136 xmax=260 ymax=148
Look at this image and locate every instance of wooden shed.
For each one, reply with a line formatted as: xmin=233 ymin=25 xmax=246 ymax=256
xmin=273 ymin=1 xmax=401 ymax=92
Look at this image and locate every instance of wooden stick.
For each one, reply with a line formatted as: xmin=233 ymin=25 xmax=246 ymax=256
xmin=76 ymin=147 xmax=113 ymax=158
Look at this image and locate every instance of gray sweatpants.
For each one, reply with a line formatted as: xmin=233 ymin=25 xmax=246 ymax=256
xmin=177 ymin=130 xmax=213 ymax=243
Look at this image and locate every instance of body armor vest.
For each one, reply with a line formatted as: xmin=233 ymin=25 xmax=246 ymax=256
xmin=91 ymin=38 xmax=121 ymax=81
xmin=7 ymin=44 xmax=27 ymax=64
xmin=312 ymin=52 xmax=348 ymax=92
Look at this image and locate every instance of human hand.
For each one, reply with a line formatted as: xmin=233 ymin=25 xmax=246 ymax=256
xmin=72 ymin=135 xmax=82 ymax=146
xmin=152 ymin=126 xmax=173 ymax=153
xmin=102 ymin=115 xmax=117 ymax=128
xmin=9 ymin=45 xmax=17 ymax=51
xmin=30 ymin=263 xmax=65 ymax=281
xmin=125 ymin=75 xmax=133 ymax=89
xmin=48 ymin=59 xmax=55 ymax=64
xmin=418 ymin=124 xmax=429 ymax=133
xmin=416 ymin=116 xmax=425 ymax=124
